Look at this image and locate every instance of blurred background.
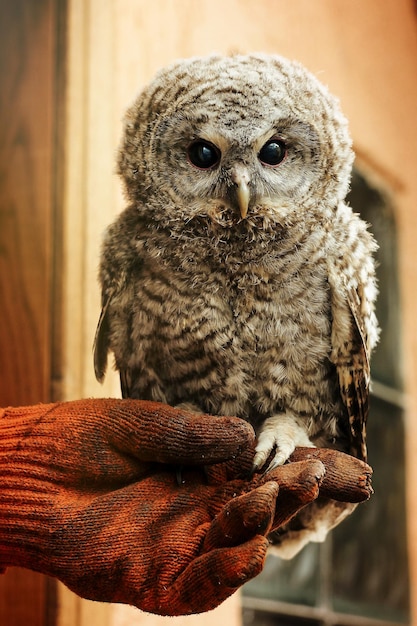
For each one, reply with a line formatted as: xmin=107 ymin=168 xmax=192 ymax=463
xmin=1 ymin=1 xmax=417 ymax=625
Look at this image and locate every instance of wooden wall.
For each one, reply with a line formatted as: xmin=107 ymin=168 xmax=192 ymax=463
xmin=0 ymin=0 xmax=66 ymax=624
xmin=0 ymin=0 xmax=64 ymax=407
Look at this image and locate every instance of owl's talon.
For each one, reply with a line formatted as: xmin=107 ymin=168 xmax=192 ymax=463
xmin=253 ymin=413 xmax=314 ymax=472
xmin=262 ymin=458 xmax=283 ymax=475
xmin=252 ymin=450 xmax=269 ymax=473
xmin=176 ymin=466 xmax=185 ymax=486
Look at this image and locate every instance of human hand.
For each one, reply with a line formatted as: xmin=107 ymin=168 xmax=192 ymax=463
xmin=0 ymin=399 xmax=371 ymax=615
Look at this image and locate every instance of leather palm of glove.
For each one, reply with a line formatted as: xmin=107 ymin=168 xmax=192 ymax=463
xmin=0 ymin=399 xmax=372 ymax=616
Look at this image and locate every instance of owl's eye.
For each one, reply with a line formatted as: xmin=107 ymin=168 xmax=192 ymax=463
xmin=187 ymin=140 xmax=221 ymax=170
xmin=258 ymin=138 xmax=287 ymax=167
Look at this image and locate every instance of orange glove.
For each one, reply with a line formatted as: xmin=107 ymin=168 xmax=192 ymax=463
xmin=0 ymin=399 xmax=371 ymax=615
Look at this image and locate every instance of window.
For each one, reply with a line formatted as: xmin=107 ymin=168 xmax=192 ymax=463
xmin=242 ymin=170 xmax=410 ymax=626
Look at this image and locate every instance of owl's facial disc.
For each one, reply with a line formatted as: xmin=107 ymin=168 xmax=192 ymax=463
xmin=230 ymin=164 xmax=250 ymax=219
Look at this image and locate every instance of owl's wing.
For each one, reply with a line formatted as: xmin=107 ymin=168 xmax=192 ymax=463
xmin=337 ymin=285 xmax=371 ymax=462
xmin=328 ymin=263 xmax=373 ymax=462
xmin=119 ymin=368 xmax=134 ymax=399
xmin=94 ymin=293 xmax=134 ymax=398
xmin=93 ymin=294 xmax=113 ymax=383
xmin=94 ymin=208 xmax=149 ymax=397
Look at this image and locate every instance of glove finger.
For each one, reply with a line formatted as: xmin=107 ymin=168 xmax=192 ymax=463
xmin=108 ymin=399 xmax=255 ymax=465
xmin=203 ymin=482 xmax=279 ymax=552
xmin=254 ymin=459 xmax=325 ymax=530
xmin=289 ymin=447 xmax=373 ymax=502
xmin=157 ymin=536 xmax=269 ymax=616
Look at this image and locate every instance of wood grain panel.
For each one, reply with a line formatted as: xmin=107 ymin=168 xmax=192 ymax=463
xmin=0 ymin=0 xmax=66 ymax=624
xmin=0 ymin=0 xmax=54 ymax=406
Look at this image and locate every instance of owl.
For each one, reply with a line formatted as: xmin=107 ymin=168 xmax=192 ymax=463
xmin=94 ymin=54 xmax=379 ymax=557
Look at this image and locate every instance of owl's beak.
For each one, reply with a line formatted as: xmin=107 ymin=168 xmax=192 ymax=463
xmin=230 ymin=165 xmax=250 ymax=219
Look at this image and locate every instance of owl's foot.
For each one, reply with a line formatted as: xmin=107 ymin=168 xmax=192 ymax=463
xmin=253 ymin=414 xmax=314 ymax=473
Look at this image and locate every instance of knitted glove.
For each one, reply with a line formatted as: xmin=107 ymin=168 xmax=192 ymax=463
xmin=0 ymin=399 xmax=372 ymax=615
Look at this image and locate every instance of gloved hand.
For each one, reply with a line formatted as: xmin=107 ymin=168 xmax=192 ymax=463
xmin=0 ymin=399 xmax=372 ymax=615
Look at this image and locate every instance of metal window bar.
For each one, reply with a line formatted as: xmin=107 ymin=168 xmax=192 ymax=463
xmin=242 ymin=595 xmax=408 ymax=626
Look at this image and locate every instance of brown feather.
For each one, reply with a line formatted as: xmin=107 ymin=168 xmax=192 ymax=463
xmin=93 ymin=296 xmax=112 ymax=383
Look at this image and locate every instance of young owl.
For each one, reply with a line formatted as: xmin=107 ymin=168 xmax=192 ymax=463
xmin=94 ymin=54 xmax=378 ymax=556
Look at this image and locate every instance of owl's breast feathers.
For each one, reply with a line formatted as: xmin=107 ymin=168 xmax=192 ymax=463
xmin=94 ymin=203 xmax=377 ymax=462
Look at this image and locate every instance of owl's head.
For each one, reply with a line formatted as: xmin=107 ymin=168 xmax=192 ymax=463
xmin=118 ymin=54 xmax=353 ymax=236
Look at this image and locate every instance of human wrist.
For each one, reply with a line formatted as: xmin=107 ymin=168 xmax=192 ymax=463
xmin=0 ymin=405 xmax=57 ymax=571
